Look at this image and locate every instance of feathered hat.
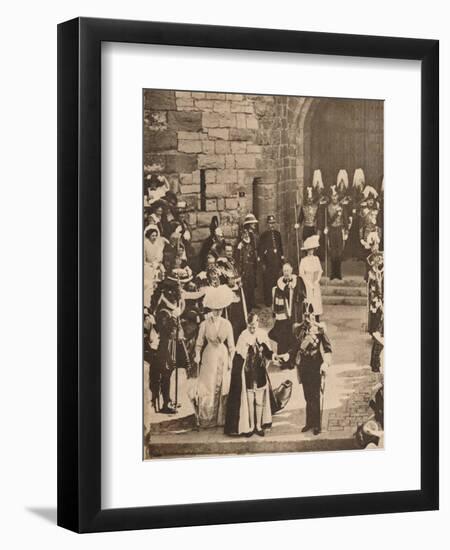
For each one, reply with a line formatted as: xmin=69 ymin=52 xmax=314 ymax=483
xmin=301 ymin=234 xmax=320 ymax=250
xmin=336 ymin=169 xmax=349 ymax=194
xmin=203 ymin=285 xmax=235 ymax=310
xmin=353 ymin=168 xmax=365 ymax=190
xmin=312 ymin=169 xmax=324 ymax=194
xmin=363 ymin=185 xmax=379 ymax=200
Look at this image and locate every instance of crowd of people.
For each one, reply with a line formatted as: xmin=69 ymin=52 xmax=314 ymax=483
xmin=143 ymin=167 xmax=384 ymax=439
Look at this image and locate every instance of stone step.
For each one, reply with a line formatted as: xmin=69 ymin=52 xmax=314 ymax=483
xmin=320 ymin=277 xmax=366 ymax=288
xmin=321 ymin=286 xmax=367 ymax=297
xmin=147 ymin=433 xmax=357 ymax=458
xmin=322 ymin=295 xmax=367 ymax=306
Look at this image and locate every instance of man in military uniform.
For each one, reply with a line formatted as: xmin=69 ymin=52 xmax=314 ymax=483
xmin=293 ymin=303 xmax=333 ymax=435
xmin=324 ymin=185 xmax=350 ymax=280
xmin=258 ymin=215 xmax=285 ymax=307
xmin=297 ymin=185 xmax=320 ymax=243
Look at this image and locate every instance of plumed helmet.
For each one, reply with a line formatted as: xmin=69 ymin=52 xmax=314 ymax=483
xmin=352 ymin=168 xmax=365 ymax=190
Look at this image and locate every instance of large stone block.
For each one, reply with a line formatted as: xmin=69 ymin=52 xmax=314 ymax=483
xmin=206 ymin=92 xmax=226 ymax=100
xmin=226 ymin=94 xmax=243 ymax=101
xmin=206 ymin=184 xmax=227 ymax=198
xmin=225 ymin=197 xmax=239 ymax=210
xmin=213 ymin=101 xmax=231 ymax=113
xmin=177 ymin=131 xmax=206 ymax=140
xmin=217 ymin=198 xmax=225 ymax=211
xmin=230 ymin=102 xmax=254 ymax=113
xmin=205 ymin=170 xmax=216 ymax=184
xmin=215 ymin=141 xmax=231 ymax=154
xmin=144 ymin=153 xmax=198 ymax=173
xmin=192 ymin=92 xmax=206 ymax=99
xmin=235 ymin=154 xmax=257 ymax=169
xmin=247 ymin=144 xmax=263 ymax=154
xmin=208 ymin=128 xmax=229 ymax=140
xmin=180 ymin=173 xmax=193 ymax=185
xmin=175 ymin=91 xmax=192 ymax=98
xmin=225 ymin=155 xmax=235 ymax=169
xmin=229 ymin=128 xmax=254 ymax=141
xmin=194 ymin=99 xmax=214 ymax=111
xmin=202 ymin=112 xmax=221 ymax=128
xmin=180 ymin=183 xmax=201 ymax=194
xmin=202 ymin=140 xmax=215 ymax=154
xmin=236 ymin=113 xmax=247 ymax=129
xmin=144 ymin=90 xmax=176 ymax=111
xmin=216 ymin=169 xmax=237 ymax=184
xmin=144 ymin=129 xmax=177 ymax=152
xmin=168 ymin=111 xmax=203 ymax=132
xmin=206 ymin=198 xmax=218 ymax=211
xmin=246 ymin=115 xmax=259 ymax=130
xmin=198 ymin=154 xmax=225 ymax=169
xmin=218 ymin=114 xmax=236 ymax=128
xmin=176 ymin=98 xmax=195 ymax=109
xmin=178 ymin=140 xmax=203 ymax=153
xmin=231 ymin=142 xmax=247 ymax=154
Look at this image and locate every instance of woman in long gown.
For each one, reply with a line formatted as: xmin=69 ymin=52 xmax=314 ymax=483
xmin=143 ymin=224 xmax=166 ymax=308
xmin=194 ymin=288 xmax=235 ymax=428
xmin=225 ymin=313 xmax=281 ymax=437
xmin=299 ymin=235 xmax=323 ymax=319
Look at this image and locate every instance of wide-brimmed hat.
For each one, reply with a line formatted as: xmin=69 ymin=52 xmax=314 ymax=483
xmin=243 ymin=213 xmax=258 ymax=226
xmin=203 ymin=285 xmax=235 ymax=310
xmin=166 ymin=267 xmax=193 ymax=284
xmin=301 ymin=234 xmax=320 ymax=250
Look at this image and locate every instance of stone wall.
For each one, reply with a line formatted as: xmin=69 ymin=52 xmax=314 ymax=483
xmin=144 ymin=90 xmax=278 ymax=252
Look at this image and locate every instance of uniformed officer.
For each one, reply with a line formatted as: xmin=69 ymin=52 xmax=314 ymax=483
xmin=324 ymin=185 xmax=349 ymax=280
xmin=293 ymin=304 xmax=333 ymax=435
xmin=258 ymin=215 xmax=285 ymax=306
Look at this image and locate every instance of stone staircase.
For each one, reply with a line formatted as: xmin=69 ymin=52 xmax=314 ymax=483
xmin=321 ymin=276 xmax=367 ymax=306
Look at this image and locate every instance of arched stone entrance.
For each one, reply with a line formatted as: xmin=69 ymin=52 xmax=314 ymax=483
xmin=253 ymin=96 xmax=383 ymax=263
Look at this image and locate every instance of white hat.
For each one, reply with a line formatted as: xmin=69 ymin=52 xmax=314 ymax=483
xmin=312 ymin=169 xmax=324 ymax=192
xmin=337 ymin=169 xmax=349 ymax=189
xmin=203 ymin=285 xmax=235 ymax=310
xmin=144 ymin=224 xmax=160 ymax=237
xmin=301 ymin=234 xmax=320 ymax=250
xmin=363 ymin=185 xmax=379 ymax=199
xmin=243 ymin=213 xmax=258 ymax=225
xmin=353 ymin=168 xmax=365 ymax=189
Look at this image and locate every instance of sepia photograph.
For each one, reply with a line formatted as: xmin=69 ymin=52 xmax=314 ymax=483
xmin=142 ymin=89 xmax=384 ymax=459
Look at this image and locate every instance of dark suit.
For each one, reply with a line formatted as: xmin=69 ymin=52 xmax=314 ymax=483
xmin=258 ymin=229 xmax=284 ymax=306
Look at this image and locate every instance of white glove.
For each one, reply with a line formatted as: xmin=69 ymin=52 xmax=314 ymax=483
xmin=324 ymin=227 xmax=329 ymax=235
xmin=294 ymin=223 xmax=300 ymax=229
xmin=320 ymin=362 xmax=329 ymax=376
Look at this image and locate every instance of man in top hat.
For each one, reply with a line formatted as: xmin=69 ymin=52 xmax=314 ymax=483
xmin=258 ymin=215 xmax=285 ymax=307
xmin=235 ymin=225 xmax=258 ymax=312
xmin=324 ymin=184 xmax=350 ymax=280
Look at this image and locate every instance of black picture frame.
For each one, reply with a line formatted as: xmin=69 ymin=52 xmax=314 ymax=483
xmin=57 ymin=17 xmax=439 ymax=533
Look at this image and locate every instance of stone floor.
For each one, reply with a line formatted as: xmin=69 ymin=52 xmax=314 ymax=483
xmin=144 ymin=303 xmax=382 ymax=459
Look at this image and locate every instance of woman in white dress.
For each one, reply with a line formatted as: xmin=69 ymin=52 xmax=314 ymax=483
xmin=143 ymin=224 xmax=167 ymax=307
xmin=194 ymin=288 xmax=235 ymax=428
xmin=299 ymin=234 xmax=323 ymax=319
